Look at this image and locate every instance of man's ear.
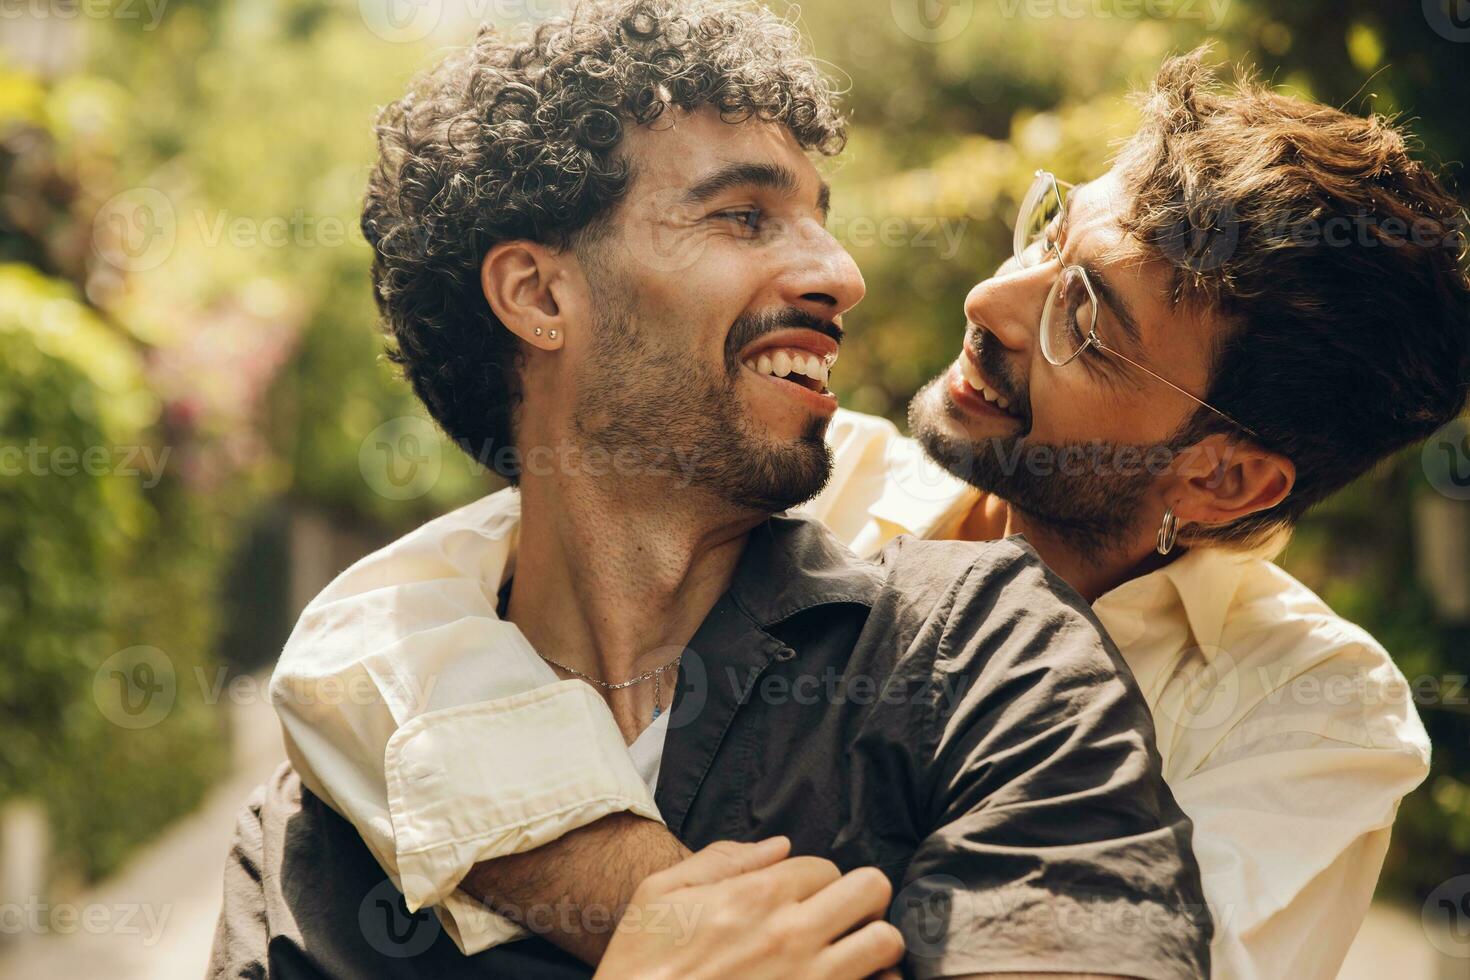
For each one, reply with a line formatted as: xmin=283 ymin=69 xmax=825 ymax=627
xmin=1170 ymin=433 xmax=1295 ymax=528
xmin=481 ymin=241 xmax=571 ymax=350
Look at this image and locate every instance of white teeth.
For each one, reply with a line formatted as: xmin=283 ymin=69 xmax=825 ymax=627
xmin=745 ymin=347 xmax=832 ymax=388
xmin=959 ymin=356 xmax=984 ymax=390
xmin=957 ymin=356 xmax=1017 ymax=416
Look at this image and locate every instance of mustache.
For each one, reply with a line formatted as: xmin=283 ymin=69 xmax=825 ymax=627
xmin=968 ymin=326 xmax=1029 ymax=421
xmin=726 ymin=307 xmax=844 ymax=372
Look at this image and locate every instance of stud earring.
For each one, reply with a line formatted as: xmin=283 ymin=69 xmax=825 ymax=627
xmin=548 ymin=330 xmax=558 ymax=340
xmin=533 ymin=327 xmax=543 ymax=336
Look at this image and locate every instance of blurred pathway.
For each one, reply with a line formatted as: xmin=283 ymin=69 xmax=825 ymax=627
xmin=0 ymin=674 xmax=284 ymax=980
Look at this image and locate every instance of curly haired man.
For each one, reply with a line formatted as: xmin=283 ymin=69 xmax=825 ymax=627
xmin=211 ymin=2 xmax=1214 ymax=978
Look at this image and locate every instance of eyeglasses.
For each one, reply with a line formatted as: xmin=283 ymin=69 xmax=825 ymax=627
xmin=1014 ymin=169 xmax=1260 ymax=440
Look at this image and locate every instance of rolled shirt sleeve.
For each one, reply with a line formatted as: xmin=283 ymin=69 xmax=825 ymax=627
xmin=269 ymin=491 xmax=661 ymax=954
xmin=1177 ymin=734 xmax=1422 ymax=979
xmin=1159 ymin=652 xmax=1431 ymax=979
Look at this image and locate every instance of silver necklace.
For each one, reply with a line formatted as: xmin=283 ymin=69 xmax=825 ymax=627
xmin=538 ymin=653 xmax=682 ymax=721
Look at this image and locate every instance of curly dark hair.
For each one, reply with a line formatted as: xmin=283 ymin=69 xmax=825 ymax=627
xmin=1116 ymin=50 xmax=1470 ymax=548
xmin=362 ymin=0 xmax=847 ymax=478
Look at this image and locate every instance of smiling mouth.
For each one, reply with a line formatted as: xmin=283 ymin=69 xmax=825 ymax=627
xmin=956 ymin=350 xmax=1023 ymax=419
xmin=742 ymin=347 xmax=834 ymax=395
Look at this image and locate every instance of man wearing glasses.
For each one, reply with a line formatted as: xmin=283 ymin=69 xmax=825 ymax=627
xmin=260 ymin=46 xmax=1468 ymax=980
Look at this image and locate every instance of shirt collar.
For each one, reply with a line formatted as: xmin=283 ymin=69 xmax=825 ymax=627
xmin=854 ymin=450 xmax=1293 ymax=660
xmin=728 ymin=514 xmax=886 ymax=626
xmin=1094 ymin=530 xmax=1289 ymax=657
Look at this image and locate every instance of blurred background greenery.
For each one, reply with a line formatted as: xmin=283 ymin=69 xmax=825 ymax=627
xmin=0 ymin=0 xmax=1466 ymax=924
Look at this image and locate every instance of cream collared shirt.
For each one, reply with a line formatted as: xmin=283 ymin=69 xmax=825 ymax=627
xmin=270 ymin=409 xmax=1430 ymax=978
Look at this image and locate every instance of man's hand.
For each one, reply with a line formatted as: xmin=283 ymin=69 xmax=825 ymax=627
xmin=595 ymin=836 xmax=904 ymax=980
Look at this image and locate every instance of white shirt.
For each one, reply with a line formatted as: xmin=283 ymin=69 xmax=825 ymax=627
xmin=270 ymin=408 xmax=1430 ymax=978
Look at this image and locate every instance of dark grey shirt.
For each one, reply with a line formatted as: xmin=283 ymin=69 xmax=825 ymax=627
xmin=210 ymin=516 xmax=1210 ymax=979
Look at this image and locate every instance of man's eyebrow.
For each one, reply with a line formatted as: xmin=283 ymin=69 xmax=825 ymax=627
xmin=683 ymin=161 xmax=830 ymax=217
xmin=1058 ymin=191 xmax=1075 ymax=235
xmin=1080 ymin=258 xmax=1143 ymax=353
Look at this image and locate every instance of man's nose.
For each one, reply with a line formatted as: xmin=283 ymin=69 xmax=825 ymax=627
xmin=779 ymin=220 xmax=866 ymax=323
xmin=962 ymin=261 xmax=1053 ymax=352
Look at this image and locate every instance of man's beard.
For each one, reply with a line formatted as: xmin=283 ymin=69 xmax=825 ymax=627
xmin=572 ymin=299 xmax=833 ymax=514
xmin=908 ymin=345 xmax=1178 ymax=558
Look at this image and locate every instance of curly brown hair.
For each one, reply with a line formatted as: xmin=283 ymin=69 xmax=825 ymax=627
xmin=361 ymin=0 xmax=847 ymax=478
xmin=1116 ymin=50 xmax=1470 ymax=548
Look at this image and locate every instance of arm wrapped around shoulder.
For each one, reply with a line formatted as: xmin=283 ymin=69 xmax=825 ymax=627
xmin=876 ymin=536 xmax=1212 ymax=980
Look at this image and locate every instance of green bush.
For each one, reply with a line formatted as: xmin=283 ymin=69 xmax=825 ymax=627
xmin=0 ymin=264 xmax=226 ymax=881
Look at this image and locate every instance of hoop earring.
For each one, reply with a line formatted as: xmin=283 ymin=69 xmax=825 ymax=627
xmin=1156 ymin=507 xmax=1180 ymax=556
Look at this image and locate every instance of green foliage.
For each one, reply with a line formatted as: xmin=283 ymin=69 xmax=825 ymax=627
xmin=0 ymin=265 xmax=226 ymax=880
